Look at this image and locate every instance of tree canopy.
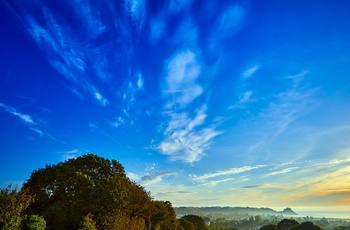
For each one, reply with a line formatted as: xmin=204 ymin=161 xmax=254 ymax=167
xmin=21 ymin=154 xmax=177 ymax=230
xmin=181 ymin=214 xmax=209 ymax=230
xmin=277 ymin=219 xmax=300 ymax=230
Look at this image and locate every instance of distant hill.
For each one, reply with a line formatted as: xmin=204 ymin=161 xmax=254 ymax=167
xmin=280 ymin=208 xmax=298 ymax=215
xmin=175 ymin=206 xmax=297 ymax=216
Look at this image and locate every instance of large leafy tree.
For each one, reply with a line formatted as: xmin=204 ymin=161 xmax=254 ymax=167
xmin=150 ymin=201 xmax=178 ymax=230
xmin=23 ymin=154 xmax=155 ymax=230
xmin=182 ymin=214 xmax=209 ymax=230
xmin=178 ymin=218 xmax=195 ymax=230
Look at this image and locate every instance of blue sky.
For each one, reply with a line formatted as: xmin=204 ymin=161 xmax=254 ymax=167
xmin=1 ymin=0 xmax=350 ymax=213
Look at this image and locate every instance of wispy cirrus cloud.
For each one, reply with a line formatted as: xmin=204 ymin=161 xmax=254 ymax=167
xmin=0 ymin=102 xmax=49 ymax=137
xmin=68 ymin=0 xmax=107 ymax=37
xmin=118 ymin=72 xmax=145 ymax=125
xmin=124 ymin=0 xmax=146 ymax=31
xmin=263 ymin=70 xmax=316 ymax=138
xmin=110 ymin=117 xmax=124 ymax=128
xmin=264 ymin=167 xmax=299 ymax=177
xmin=137 ymin=72 xmax=144 ymax=89
xmin=232 ymin=70 xmax=318 ymax=161
xmin=157 ymin=50 xmax=221 ymax=163
xmin=193 ymin=165 xmax=266 ymax=182
xmin=123 ymin=72 xmax=144 ymax=104
xmin=60 ymin=149 xmax=89 ymax=161
xmin=219 ymin=5 xmax=245 ymax=32
xmin=93 ymin=89 xmax=109 ymax=106
xmin=140 ymin=171 xmax=175 ymax=185
xmin=200 ymin=178 xmax=235 ymax=187
xmin=209 ymin=3 xmax=246 ymax=51
xmin=0 ymin=102 xmax=34 ymax=123
xmin=280 ymin=158 xmax=350 ymax=208
xmin=11 ymin=111 xmax=35 ymax=124
xmin=229 ymin=65 xmax=259 ymax=109
xmin=163 ymin=51 xmax=202 ymax=108
xmin=242 ymin=65 xmax=259 ymax=78
xmin=2 ymin=1 xmax=146 ymax=106
xmin=158 ymin=107 xmax=221 ymax=163
xmin=239 ymin=91 xmax=253 ymax=104
xmin=28 ymin=5 xmax=109 ymax=106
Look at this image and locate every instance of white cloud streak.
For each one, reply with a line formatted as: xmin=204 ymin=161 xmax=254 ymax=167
xmin=265 ymin=167 xmax=299 ymax=177
xmin=60 ymin=148 xmax=90 ymax=161
xmin=0 ymin=102 xmax=50 ymax=137
xmin=193 ymin=165 xmax=266 ymax=182
xmin=137 ymin=72 xmax=144 ymax=89
xmin=242 ymin=65 xmax=259 ymax=78
xmin=200 ymin=178 xmax=235 ymax=187
xmin=11 ymin=111 xmax=35 ymax=124
xmin=0 ymin=103 xmax=35 ymax=124
xmin=94 ymin=91 xmax=109 ymax=106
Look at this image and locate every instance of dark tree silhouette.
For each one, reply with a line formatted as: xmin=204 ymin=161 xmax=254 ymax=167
xmin=277 ymin=219 xmax=300 ymax=230
xmin=182 ymin=214 xmax=208 ymax=230
xmin=261 ymin=224 xmax=278 ymax=230
xmin=292 ymin=221 xmax=323 ymax=230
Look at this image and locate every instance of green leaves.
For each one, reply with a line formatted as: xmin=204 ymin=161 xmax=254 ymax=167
xmin=1 ymin=154 xmax=179 ymax=230
xmin=79 ymin=213 xmax=96 ymax=230
xmin=0 ymin=185 xmax=33 ymax=230
xmin=21 ymin=215 xmax=46 ymax=230
xmin=22 ymin=154 xmax=165 ymax=229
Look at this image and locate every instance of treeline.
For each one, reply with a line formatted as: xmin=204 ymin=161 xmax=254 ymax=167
xmin=202 ymin=214 xmax=349 ymax=230
xmin=260 ymin=219 xmax=322 ymax=230
xmin=0 ymin=154 xmax=208 ymax=230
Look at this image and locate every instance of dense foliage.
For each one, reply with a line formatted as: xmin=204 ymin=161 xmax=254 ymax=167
xmin=21 ymin=215 xmax=46 ymax=230
xmin=1 ymin=154 xmax=178 ymax=230
xmin=181 ymin=215 xmax=209 ymax=230
xmin=0 ymin=185 xmax=34 ymax=229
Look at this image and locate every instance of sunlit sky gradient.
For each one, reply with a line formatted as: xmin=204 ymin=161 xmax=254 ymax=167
xmin=1 ymin=0 xmax=350 ymax=214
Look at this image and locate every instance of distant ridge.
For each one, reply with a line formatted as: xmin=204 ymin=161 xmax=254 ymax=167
xmin=175 ymin=206 xmax=298 ymax=216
